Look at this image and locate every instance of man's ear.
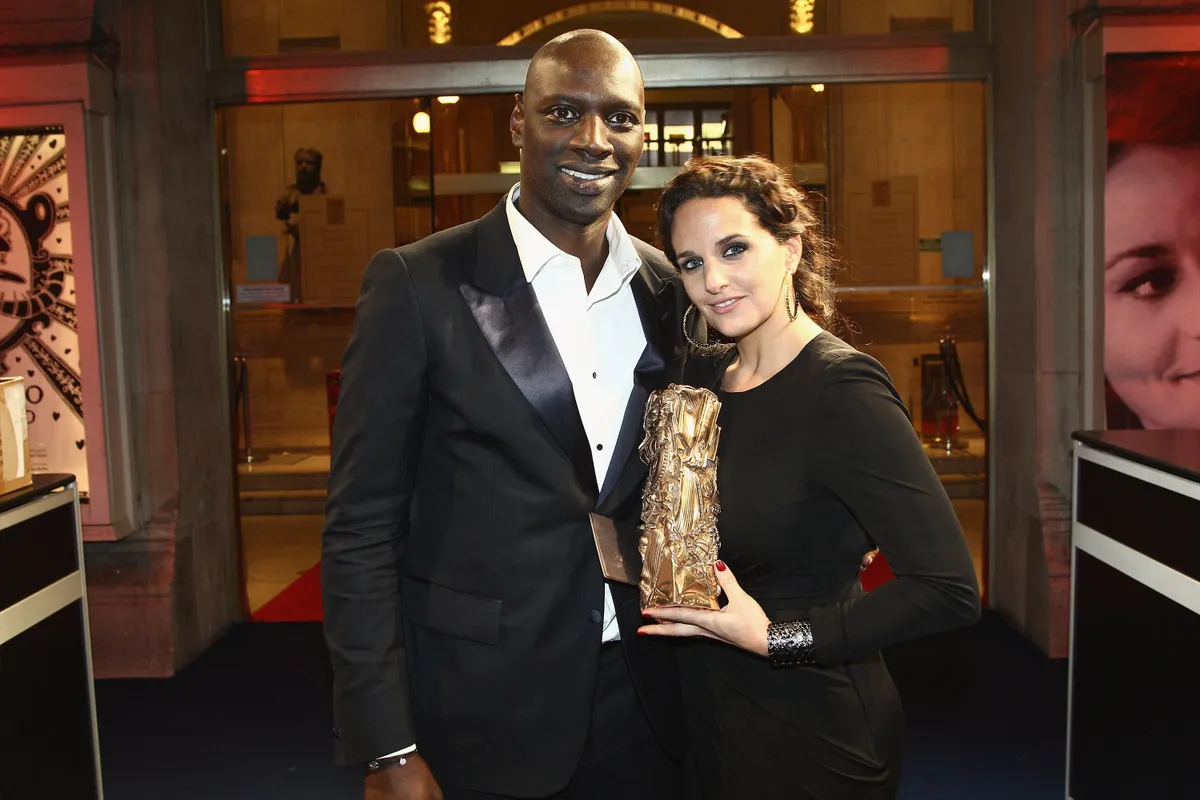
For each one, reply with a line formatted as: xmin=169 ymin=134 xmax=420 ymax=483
xmin=510 ymin=92 xmax=524 ymax=149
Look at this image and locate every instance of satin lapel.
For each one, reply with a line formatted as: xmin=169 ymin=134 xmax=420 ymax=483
xmin=460 ymin=203 xmax=598 ymax=497
xmin=596 ymin=263 xmax=676 ymax=511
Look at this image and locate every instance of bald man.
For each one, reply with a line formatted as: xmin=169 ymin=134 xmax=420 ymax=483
xmin=323 ymin=30 xmax=687 ymax=800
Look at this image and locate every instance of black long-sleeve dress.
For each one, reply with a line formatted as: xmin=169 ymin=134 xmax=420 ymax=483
xmin=679 ymin=332 xmax=981 ymax=799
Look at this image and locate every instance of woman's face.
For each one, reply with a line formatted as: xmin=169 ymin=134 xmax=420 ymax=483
xmin=670 ymin=197 xmax=800 ymax=344
xmin=1105 ymin=145 xmax=1200 ymax=429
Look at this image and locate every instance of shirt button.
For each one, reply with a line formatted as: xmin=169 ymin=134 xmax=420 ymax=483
xmin=593 ymin=372 xmax=597 ymax=379
xmin=596 ymin=444 xmax=603 ymax=451
xmin=588 ymin=609 xmax=602 ymax=624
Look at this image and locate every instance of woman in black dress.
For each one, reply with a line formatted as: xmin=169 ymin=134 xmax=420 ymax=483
xmin=639 ymin=156 xmax=981 ymax=799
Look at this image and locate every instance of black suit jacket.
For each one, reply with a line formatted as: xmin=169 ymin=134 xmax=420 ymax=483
xmin=322 ymin=201 xmax=689 ymax=797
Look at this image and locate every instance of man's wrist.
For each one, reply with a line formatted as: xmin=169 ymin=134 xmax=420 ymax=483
xmin=378 ymin=744 xmax=417 ymax=758
xmin=366 ymin=750 xmax=415 ymax=773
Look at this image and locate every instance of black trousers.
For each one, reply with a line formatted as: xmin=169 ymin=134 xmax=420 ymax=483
xmin=443 ymin=642 xmax=680 ymax=800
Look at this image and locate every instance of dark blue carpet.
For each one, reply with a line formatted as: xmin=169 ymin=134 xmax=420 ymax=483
xmin=94 ymin=612 xmax=1066 ymax=799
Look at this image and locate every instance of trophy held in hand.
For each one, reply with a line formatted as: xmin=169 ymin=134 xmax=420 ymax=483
xmin=637 ymin=385 xmax=723 ymax=611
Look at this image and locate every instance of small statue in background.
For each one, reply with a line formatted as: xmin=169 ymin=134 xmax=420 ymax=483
xmin=274 ymin=148 xmax=326 ymax=294
xmin=275 ymin=147 xmax=326 ymax=224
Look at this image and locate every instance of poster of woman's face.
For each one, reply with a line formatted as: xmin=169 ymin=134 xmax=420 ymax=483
xmin=1105 ymin=54 xmax=1200 ymax=430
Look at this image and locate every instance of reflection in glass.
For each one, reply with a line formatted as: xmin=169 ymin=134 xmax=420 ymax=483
xmin=640 ymin=110 xmax=660 ymax=168
xmin=213 ymin=76 xmax=989 ymax=590
xmin=638 ymin=105 xmax=734 ymax=169
xmin=782 ymin=78 xmax=990 ymax=588
xmin=218 ymin=97 xmax=433 ymax=456
xmin=663 ymin=109 xmax=693 ymax=166
xmin=836 ymin=289 xmax=986 ymax=443
xmin=430 ymin=94 xmax=520 ymax=232
xmin=701 ymin=109 xmax=732 ymax=158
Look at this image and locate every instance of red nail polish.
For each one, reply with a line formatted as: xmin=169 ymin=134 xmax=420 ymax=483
xmin=637 ymin=629 xmax=646 ymax=635
xmin=716 ymin=560 xmax=727 ymax=572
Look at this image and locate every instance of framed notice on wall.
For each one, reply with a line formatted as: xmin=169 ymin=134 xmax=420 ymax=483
xmin=841 ymin=176 xmax=920 ymax=285
xmin=0 ymin=126 xmax=88 ymax=493
xmin=298 ymin=195 xmax=371 ymax=304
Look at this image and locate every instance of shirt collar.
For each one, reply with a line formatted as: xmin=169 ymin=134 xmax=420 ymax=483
xmin=505 ymin=184 xmax=642 ymax=288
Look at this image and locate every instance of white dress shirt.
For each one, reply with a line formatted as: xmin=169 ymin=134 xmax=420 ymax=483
xmin=381 ymin=187 xmax=646 ymax=759
xmin=506 ymin=184 xmax=646 ymax=643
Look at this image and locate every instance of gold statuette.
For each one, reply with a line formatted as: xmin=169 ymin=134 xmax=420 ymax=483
xmin=637 ymin=384 xmax=723 ymax=610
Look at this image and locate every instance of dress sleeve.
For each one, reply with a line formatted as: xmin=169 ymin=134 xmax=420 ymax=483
xmin=805 ymin=352 xmax=981 ymax=664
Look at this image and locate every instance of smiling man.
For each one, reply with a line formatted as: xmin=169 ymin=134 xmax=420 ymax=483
xmin=322 ymin=29 xmax=688 ymax=800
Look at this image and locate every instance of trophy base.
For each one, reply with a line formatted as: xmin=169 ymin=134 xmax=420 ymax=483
xmin=642 ymin=593 xmax=720 ymax=612
xmin=639 ymin=530 xmax=722 ymax=612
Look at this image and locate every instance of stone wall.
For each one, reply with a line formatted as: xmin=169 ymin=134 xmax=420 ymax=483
xmin=989 ymin=0 xmax=1089 ymax=658
xmin=82 ymin=0 xmax=240 ymax=677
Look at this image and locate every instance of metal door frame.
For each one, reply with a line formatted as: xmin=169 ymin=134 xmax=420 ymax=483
xmin=204 ymin=0 xmax=992 ymax=102
xmin=207 ymin=33 xmax=991 ymax=105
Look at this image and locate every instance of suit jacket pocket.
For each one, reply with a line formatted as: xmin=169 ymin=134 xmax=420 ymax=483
xmin=402 ymin=577 xmax=503 ymax=645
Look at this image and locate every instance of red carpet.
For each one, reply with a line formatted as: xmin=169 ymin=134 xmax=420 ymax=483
xmin=860 ymin=554 xmax=895 ymax=592
xmin=253 ymin=562 xmax=323 ymax=622
xmin=250 ymin=555 xmax=892 ymax=623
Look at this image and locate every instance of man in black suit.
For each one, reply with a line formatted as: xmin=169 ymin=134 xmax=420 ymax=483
xmin=322 ymin=29 xmax=687 ymax=800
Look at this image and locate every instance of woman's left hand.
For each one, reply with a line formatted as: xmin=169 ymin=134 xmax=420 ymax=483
xmin=638 ymin=560 xmax=771 ymax=657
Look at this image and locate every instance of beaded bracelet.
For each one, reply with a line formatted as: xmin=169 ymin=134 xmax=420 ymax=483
xmin=766 ymin=618 xmax=816 ymax=667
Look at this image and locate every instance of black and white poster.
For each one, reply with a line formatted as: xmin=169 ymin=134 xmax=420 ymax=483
xmin=0 ymin=126 xmax=88 ymax=492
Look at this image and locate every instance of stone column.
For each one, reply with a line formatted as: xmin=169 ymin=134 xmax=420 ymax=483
xmin=989 ymin=0 xmax=1089 ymax=657
xmin=84 ymin=0 xmax=240 ymax=677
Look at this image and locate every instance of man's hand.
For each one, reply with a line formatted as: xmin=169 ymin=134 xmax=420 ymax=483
xmin=365 ymin=753 xmax=443 ymax=800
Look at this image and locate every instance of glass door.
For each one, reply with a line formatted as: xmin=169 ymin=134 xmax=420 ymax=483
xmin=772 ymin=80 xmax=989 ymax=591
xmin=216 ymin=97 xmax=432 ymax=618
xmin=416 ymin=81 xmax=990 ymax=593
xmin=216 ymin=77 xmax=989 ymax=615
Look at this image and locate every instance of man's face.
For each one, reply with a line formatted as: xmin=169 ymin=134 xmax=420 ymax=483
xmin=296 ymin=153 xmax=321 ymax=191
xmin=510 ymin=51 xmax=644 ymax=227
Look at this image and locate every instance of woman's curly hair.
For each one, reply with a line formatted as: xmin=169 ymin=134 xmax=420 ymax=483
xmin=655 ymin=155 xmax=843 ymax=334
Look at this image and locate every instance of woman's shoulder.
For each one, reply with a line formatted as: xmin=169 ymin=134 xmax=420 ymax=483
xmin=680 ymin=331 xmax=893 ymax=394
xmin=804 ymin=333 xmax=902 ymax=418
xmin=806 ymin=331 xmax=887 ymax=377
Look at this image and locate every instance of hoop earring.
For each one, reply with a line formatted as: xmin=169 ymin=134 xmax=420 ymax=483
xmin=683 ymin=304 xmax=733 ymax=356
xmin=785 ymin=278 xmax=799 ymax=322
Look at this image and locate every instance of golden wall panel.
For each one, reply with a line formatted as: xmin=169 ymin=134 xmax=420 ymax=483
xmin=832 ymin=81 xmax=986 ymax=287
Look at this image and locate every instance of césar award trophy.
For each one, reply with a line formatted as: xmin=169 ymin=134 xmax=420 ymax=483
xmin=636 ymin=385 xmax=723 ymax=611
